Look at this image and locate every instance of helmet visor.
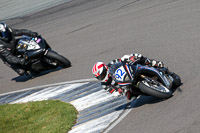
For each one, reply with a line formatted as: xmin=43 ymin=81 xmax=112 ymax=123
xmin=96 ymin=67 xmax=107 ymax=80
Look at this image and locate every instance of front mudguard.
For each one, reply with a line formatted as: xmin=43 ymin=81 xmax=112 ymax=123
xmin=138 ymin=78 xmax=173 ymax=99
xmin=137 ymin=66 xmax=172 ymax=89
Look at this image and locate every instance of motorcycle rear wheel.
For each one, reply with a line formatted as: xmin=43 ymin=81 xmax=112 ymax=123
xmin=139 ymin=78 xmax=172 ymax=99
xmin=45 ymin=50 xmax=71 ymax=68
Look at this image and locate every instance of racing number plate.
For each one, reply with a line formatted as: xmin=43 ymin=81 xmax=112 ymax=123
xmin=115 ymin=66 xmax=127 ymax=82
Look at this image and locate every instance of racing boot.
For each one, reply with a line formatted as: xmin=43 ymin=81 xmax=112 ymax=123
xmin=125 ymin=90 xmax=136 ymax=100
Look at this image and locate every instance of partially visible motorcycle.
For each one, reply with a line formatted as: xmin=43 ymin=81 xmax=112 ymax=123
xmin=15 ymin=35 xmax=71 ymax=75
xmin=109 ymin=61 xmax=181 ymax=99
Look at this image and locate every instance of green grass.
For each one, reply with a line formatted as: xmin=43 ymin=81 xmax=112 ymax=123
xmin=0 ymin=100 xmax=78 ymax=133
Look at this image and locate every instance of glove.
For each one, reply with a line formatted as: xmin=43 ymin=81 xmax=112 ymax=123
xmin=121 ymin=53 xmax=143 ymax=62
xmin=146 ymin=59 xmax=164 ymax=68
xmin=152 ymin=60 xmax=164 ymax=68
xmin=19 ymin=58 xmax=26 ymax=65
xmin=157 ymin=61 xmax=164 ymax=68
xmin=19 ymin=54 xmax=28 ymax=65
xmin=151 ymin=59 xmax=157 ymax=66
xmin=134 ymin=53 xmax=142 ymax=60
xmin=121 ymin=54 xmax=131 ymax=61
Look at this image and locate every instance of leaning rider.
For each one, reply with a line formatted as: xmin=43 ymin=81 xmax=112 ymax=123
xmin=92 ymin=53 xmax=165 ymax=100
xmin=0 ymin=22 xmax=38 ymax=76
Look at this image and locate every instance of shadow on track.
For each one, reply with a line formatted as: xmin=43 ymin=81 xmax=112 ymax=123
xmin=115 ymin=86 xmax=183 ymax=111
xmin=11 ymin=67 xmax=65 ymax=82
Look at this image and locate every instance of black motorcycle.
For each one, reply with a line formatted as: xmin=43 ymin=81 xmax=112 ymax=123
xmin=109 ymin=61 xmax=181 ymax=99
xmin=15 ymin=35 xmax=71 ymax=74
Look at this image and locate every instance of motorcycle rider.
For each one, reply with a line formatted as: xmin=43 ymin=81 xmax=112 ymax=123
xmin=0 ymin=22 xmax=38 ymax=76
xmin=92 ymin=53 xmax=167 ymax=100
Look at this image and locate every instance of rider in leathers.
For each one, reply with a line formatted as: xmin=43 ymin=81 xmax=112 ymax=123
xmin=92 ymin=53 xmax=167 ymax=100
xmin=0 ymin=22 xmax=38 ymax=75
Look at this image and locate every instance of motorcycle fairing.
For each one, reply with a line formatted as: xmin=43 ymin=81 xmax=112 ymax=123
xmin=114 ymin=62 xmax=134 ymax=86
xmin=26 ymin=49 xmax=44 ymax=60
xmin=26 ymin=40 xmax=40 ymax=50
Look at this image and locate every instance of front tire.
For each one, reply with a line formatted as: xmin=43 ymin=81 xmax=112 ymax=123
xmin=139 ymin=78 xmax=172 ymax=99
xmin=45 ymin=50 xmax=71 ymax=68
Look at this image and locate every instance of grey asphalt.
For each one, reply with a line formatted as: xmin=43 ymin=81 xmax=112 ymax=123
xmin=0 ymin=0 xmax=200 ymax=133
xmin=0 ymin=0 xmax=71 ymax=20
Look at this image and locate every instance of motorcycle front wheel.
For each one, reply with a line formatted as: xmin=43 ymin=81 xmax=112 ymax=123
xmin=45 ymin=50 xmax=71 ymax=68
xmin=138 ymin=77 xmax=172 ymax=99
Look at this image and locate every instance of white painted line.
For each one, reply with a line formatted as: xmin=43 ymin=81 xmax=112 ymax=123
xmin=0 ymin=78 xmax=97 ymax=96
xmin=103 ymin=96 xmax=140 ymax=133
xmin=70 ymin=89 xmax=114 ymax=111
xmin=69 ymin=111 xmax=122 ymax=133
xmin=12 ymin=83 xmax=88 ymax=104
xmin=0 ymin=78 xmax=133 ymax=133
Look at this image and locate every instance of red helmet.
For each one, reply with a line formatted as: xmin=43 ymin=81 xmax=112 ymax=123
xmin=92 ymin=61 xmax=109 ymax=82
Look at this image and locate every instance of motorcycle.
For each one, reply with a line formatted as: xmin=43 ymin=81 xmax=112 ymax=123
xmin=109 ymin=61 xmax=181 ymax=99
xmin=15 ymin=35 xmax=71 ymax=75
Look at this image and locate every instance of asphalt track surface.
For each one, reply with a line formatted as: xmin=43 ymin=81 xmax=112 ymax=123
xmin=0 ymin=0 xmax=200 ymax=133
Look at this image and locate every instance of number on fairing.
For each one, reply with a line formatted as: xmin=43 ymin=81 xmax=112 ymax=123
xmin=115 ymin=66 xmax=126 ymax=81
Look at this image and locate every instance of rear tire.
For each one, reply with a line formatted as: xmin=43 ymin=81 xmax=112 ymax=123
xmin=139 ymin=78 xmax=172 ymax=99
xmin=45 ymin=50 xmax=71 ymax=68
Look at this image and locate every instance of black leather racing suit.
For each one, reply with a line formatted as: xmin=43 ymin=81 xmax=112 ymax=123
xmin=0 ymin=27 xmax=38 ymax=75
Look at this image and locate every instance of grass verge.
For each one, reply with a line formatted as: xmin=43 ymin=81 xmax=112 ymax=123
xmin=0 ymin=100 xmax=78 ymax=133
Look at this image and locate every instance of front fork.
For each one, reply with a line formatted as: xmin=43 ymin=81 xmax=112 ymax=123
xmin=135 ymin=74 xmax=154 ymax=87
xmin=138 ymin=74 xmax=172 ymax=89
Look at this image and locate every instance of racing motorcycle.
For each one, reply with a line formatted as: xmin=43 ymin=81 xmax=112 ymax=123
xmin=15 ymin=35 xmax=71 ymax=75
xmin=110 ymin=61 xmax=181 ymax=99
